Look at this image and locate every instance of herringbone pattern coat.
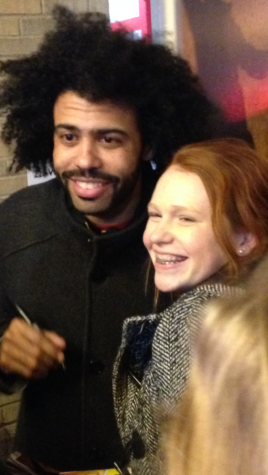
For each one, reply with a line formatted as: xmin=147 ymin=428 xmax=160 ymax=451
xmin=113 ymin=283 xmax=239 ymax=475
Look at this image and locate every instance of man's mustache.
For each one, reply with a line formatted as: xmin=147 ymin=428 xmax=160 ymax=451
xmin=62 ymin=168 xmax=119 ymax=183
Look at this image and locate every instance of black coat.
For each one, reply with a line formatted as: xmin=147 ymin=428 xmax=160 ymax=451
xmin=0 ymin=172 xmax=163 ymax=471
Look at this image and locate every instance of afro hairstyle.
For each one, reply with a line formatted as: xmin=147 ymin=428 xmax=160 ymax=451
xmin=0 ymin=5 xmax=219 ymax=175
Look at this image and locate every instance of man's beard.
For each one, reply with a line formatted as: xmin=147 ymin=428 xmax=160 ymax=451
xmin=56 ymin=165 xmax=142 ymax=220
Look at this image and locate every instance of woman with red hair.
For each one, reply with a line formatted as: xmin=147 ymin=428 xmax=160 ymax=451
xmin=114 ymin=138 xmax=268 ymax=475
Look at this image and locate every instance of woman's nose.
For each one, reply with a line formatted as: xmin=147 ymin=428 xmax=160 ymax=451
xmin=150 ymin=222 xmax=173 ymax=244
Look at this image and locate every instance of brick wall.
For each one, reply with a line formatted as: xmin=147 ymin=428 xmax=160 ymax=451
xmin=0 ymin=392 xmax=21 ymax=459
xmin=0 ymin=0 xmax=109 ymax=459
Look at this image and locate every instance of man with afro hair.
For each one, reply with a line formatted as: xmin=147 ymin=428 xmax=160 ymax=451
xmin=0 ymin=5 xmax=221 ymax=473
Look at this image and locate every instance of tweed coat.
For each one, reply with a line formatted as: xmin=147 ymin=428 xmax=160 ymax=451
xmin=113 ymin=283 xmax=239 ymax=475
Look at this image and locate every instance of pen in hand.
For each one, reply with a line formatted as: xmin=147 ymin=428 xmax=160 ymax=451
xmin=15 ymin=304 xmax=66 ymax=371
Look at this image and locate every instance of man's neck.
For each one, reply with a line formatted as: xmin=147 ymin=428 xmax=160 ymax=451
xmin=86 ymin=178 xmax=142 ymax=229
xmin=87 ymin=218 xmax=133 ymax=234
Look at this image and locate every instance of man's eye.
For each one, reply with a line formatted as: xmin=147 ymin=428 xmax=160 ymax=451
xmin=100 ymin=135 xmax=122 ymax=145
xmin=62 ymin=133 xmax=76 ymax=142
xmin=58 ymin=133 xmax=78 ymax=145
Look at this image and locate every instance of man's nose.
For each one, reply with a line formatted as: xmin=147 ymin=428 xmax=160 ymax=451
xmin=75 ymin=138 xmax=102 ymax=169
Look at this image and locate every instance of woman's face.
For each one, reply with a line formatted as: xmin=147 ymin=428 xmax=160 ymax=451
xmin=143 ymin=166 xmax=230 ymax=293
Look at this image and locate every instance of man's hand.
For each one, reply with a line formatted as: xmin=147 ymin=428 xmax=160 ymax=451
xmin=0 ymin=318 xmax=66 ymax=379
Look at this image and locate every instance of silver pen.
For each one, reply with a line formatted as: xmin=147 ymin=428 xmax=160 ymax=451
xmin=15 ymin=304 xmax=66 ymax=371
xmin=15 ymin=304 xmax=39 ymax=330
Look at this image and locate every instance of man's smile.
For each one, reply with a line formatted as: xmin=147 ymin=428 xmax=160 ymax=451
xmin=70 ymin=177 xmax=113 ymax=200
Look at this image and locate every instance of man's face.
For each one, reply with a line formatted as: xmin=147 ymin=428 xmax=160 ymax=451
xmin=53 ymin=91 xmax=144 ymax=226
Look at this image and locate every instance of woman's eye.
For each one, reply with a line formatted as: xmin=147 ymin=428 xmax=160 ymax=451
xmin=179 ymin=216 xmax=195 ymax=223
xmin=148 ymin=212 xmax=161 ymax=219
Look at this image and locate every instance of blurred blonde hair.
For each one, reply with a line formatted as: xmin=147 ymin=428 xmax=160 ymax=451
xmin=165 ymin=255 xmax=268 ymax=475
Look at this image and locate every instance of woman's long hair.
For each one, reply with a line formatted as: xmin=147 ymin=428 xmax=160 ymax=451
xmin=149 ymin=138 xmax=268 ymax=306
xmin=165 ymin=255 xmax=268 ymax=475
xmin=167 ymin=138 xmax=268 ymax=282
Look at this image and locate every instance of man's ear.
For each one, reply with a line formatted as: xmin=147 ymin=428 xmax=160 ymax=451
xmin=235 ymin=232 xmax=258 ymax=256
xmin=142 ymin=148 xmax=153 ymax=162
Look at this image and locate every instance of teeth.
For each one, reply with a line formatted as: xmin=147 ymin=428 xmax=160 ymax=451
xmin=76 ymin=181 xmax=104 ymax=189
xmin=156 ymin=256 xmax=186 ymax=264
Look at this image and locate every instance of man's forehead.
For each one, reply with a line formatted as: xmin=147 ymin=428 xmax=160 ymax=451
xmin=54 ymin=91 xmax=135 ymax=117
xmin=53 ymin=91 xmax=141 ymax=135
